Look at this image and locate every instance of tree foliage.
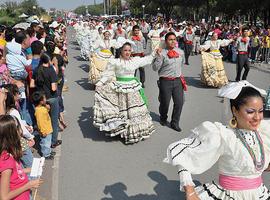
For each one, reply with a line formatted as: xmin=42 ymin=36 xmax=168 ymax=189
xmin=0 ymin=0 xmax=47 ymax=25
xmin=74 ymin=4 xmax=103 ymax=16
xmin=126 ymin=0 xmax=270 ymax=25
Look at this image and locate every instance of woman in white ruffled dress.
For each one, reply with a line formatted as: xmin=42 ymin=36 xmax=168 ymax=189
xmin=200 ymin=33 xmax=233 ymax=88
xmin=148 ymin=24 xmax=163 ymax=53
xmin=164 ymin=81 xmax=270 ymax=200
xmin=93 ymin=42 xmax=160 ymax=144
xmin=89 ymin=31 xmax=117 ymax=84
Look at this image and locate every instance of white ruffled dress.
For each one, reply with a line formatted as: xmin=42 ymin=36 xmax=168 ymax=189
xmin=93 ymin=55 xmax=155 ymax=144
xmin=164 ymin=120 xmax=270 ymax=199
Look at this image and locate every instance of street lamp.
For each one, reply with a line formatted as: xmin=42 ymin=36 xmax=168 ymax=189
xmin=142 ymin=5 xmax=145 ymax=19
xmin=85 ymin=6 xmax=88 ymax=15
xmin=33 ymin=5 xmax=37 ymax=15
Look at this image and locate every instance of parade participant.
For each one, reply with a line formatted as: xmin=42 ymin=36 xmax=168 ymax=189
xmin=193 ymin=25 xmax=201 ymax=55
xmin=131 ymin=25 xmax=146 ymax=88
xmin=96 ymin=27 xmax=104 ymax=41
xmin=140 ymin=19 xmax=150 ymax=44
xmin=213 ymin=24 xmax=222 ymax=38
xmin=148 ymin=23 xmax=162 ymax=53
xmin=164 ymin=81 xmax=270 ymax=200
xmin=235 ymin=27 xmax=250 ymax=81
xmin=114 ymin=23 xmax=126 ymax=40
xmin=126 ymin=20 xmax=137 ymax=37
xmin=184 ymin=23 xmax=195 ymax=65
xmin=175 ymin=24 xmax=186 ymax=50
xmin=93 ymin=42 xmax=158 ymax=144
xmin=114 ymin=23 xmax=126 ymax=58
xmin=200 ymin=32 xmax=233 ymax=88
xmin=152 ymin=32 xmax=185 ymax=132
xmin=106 ymin=21 xmax=115 ymax=38
xmin=89 ymin=31 xmax=116 ymax=84
xmin=266 ymin=86 xmax=270 ymax=112
xmin=78 ymin=22 xmax=91 ymax=60
xmin=167 ymin=23 xmax=175 ymax=33
xmin=93 ymin=30 xmax=117 ymax=53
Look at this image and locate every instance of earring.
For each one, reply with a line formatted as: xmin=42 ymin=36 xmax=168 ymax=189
xmin=229 ymin=116 xmax=237 ymax=129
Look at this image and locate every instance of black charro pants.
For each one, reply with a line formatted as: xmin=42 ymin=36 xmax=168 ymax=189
xmin=135 ymin=67 xmax=145 ymax=85
xmin=184 ymin=43 xmax=193 ymax=64
xmin=236 ymin=54 xmax=250 ymax=81
xmin=159 ymin=78 xmax=184 ymax=125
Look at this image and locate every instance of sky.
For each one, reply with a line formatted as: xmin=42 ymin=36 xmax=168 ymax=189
xmin=0 ymin=0 xmax=103 ymax=10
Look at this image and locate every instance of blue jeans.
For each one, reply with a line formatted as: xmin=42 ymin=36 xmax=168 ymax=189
xmin=40 ymin=134 xmax=52 ymax=157
xmin=21 ymin=148 xmax=33 ymax=168
xmin=27 ymin=101 xmax=36 ymax=127
xmin=10 ymin=70 xmax=28 ymax=80
xmin=47 ymin=97 xmax=59 ymax=145
xmin=19 ymin=98 xmax=33 ymax=126
xmin=57 ymin=76 xmax=65 ymax=113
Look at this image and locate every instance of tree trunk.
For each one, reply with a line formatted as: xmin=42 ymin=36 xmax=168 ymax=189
xmin=253 ymin=10 xmax=258 ymax=26
xmin=268 ymin=8 xmax=270 ymax=26
xmin=263 ymin=9 xmax=267 ymax=26
xmin=206 ymin=0 xmax=209 ymax=22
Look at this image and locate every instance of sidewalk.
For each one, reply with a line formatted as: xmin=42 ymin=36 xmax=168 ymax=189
xmin=31 ymin=150 xmax=53 ymax=200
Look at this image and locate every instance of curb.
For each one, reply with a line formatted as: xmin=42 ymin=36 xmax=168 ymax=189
xmin=51 ymin=133 xmax=62 ymax=200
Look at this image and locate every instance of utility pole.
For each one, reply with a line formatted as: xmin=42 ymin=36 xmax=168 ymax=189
xmin=107 ymin=0 xmax=110 ymax=15
xmin=115 ymin=0 xmax=118 ymax=15
xmin=103 ymin=0 xmax=106 ymax=15
xmin=94 ymin=0 xmax=96 ymax=5
xmin=107 ymin=0 xmax=109 ymax=15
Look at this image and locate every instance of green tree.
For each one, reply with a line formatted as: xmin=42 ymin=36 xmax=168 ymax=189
xmin=74 ymin=3 xmax=103 ymax=16
xmin=20 ymin=0 xmax=44 ymax=16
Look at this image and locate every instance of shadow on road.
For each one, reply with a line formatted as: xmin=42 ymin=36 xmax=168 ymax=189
xmin=71 ymin=47 xmax=81 ymax=50
xmin=70 ymin=41 xmax=78 ymax=46
xmin=77 ymin=106 xmax=117 ymax=143
xmin=185 ymin=76 xmax=216 ymax=89
xmin=150 ymin=111 xmax=160 ymax=123
xmin=79 ymin=64 xmax=89 ymax=73
xmin=75 ymin=78 xmax=95 ymax=90
xmin=101 ymin=171 xmax=198 ymax=200
xmin=73 ymin=55 xmax=87 ymax=61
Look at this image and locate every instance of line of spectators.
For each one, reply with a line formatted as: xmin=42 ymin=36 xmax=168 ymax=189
xmin=0 ymin=19 xmax=68 ymax=163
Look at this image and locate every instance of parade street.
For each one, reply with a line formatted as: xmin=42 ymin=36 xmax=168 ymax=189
xmin=55 ymin=28 xmax=270 ymax=200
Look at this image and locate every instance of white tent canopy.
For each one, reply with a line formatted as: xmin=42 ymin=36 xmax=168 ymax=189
xmin=19 ymin=13 xmax=28 ymax=18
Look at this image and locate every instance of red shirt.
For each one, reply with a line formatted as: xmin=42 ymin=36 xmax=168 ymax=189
xmin=0 ymin=151 xmax=30 ymax=200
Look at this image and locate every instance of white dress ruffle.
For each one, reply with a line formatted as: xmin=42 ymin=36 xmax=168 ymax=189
xmin=164 ymin=120 xmax=270 ymax=199
xmin=93 ymin=55 xmax=156 ymax=144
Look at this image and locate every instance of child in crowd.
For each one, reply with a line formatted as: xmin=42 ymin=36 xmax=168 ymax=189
xmin=0 ymin=115 xmax=42 ymax=200
xmin=0 ymin=25 xmax=7 ymax=50
xmin=32 ymin=91 xmax=55 ymax=160
xmin=3 ymin=84 xmax=35 ymax=168
xmin=0 ymin=48 xmax=12 ymax=86
xmin=6 ymin=40 xmax=32 ymax=82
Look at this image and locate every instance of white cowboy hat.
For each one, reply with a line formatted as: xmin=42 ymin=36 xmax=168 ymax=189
xmin=49 ymin=21 xmax=60 ymax=28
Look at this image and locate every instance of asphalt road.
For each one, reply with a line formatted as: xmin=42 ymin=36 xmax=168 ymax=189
xmin=57 ymin=27 xmax=270 ymax=200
